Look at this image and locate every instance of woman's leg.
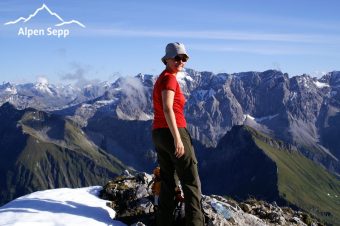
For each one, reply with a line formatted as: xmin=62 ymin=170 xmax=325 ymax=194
xmin=153 ymin=129 xmax=176 ymax=226
xmin=175 ymin=128 xmax=205 ymax=226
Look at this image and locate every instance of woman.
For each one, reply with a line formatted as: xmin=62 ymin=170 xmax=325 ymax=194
xmin=152 ymin=42 xmax=205 ymax=226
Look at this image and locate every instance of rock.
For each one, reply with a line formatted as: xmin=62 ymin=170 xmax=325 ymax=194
xmin=130 ymin=222 xmax=146 ymax=226
xmin=290 ymin=216 xmax=307 ymax=226
xmin=278 ymin=216 xmax=286 ymax=225
xmin=122 ymin=169 xmax=132 ymax=177
xmin=240 ymin=203 xmax=252 ymax=213
xmin=136 ymin=198 xmax=154 ymax=214
xmin=267 ymin=211 xmax=280 ymax=223
xmin=99 ymin=172 xmax=322 ymax=226
xmin=135 ymin=184 xmax=149 ymax=199
xmin=210 ymin=199 xmax=233 ymax=220
xmin=99 ymin=172 xmax=155 ymax=225
xmin=254 ymin=206 xmax=268 ymax=219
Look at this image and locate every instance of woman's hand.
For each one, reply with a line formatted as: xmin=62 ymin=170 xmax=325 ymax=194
xmin=174 ymin=138 xmax=185 ymax=158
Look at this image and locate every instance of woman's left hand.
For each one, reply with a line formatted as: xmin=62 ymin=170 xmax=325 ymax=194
xmin=174 ymin=138 xmax=185 ymax=158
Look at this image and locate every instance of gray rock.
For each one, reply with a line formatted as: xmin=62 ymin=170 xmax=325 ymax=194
xmin=99 ymin=173 xmax=322 ymax=226
xmin=130 ymin=222 xmax=146 ymax=226
xmin=290 ymin=216 xmax=307 ymax=226
xmin=240 ymin=203 xmax=252 ymax=213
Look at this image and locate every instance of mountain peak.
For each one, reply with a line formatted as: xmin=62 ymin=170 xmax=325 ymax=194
xmin=321 ymin=71 xmax=340 ymax=86
xmin=0 ymin=101 xmax=17 ymax=111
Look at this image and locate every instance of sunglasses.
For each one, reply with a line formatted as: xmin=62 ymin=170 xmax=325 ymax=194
xmin=173 ymin=55 xmax=188 ymax=62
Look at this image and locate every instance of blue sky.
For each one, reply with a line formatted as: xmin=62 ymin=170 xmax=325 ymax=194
xmin=1 ymin=0 xmax=340 ymax=84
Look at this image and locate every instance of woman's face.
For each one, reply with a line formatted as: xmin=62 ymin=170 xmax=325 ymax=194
xmin=166 ymin=54 xmax=188 ymax=73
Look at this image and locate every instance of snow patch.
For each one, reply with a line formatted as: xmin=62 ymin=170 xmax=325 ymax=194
xmin=297 ymin=76 xmax=310 ymax=89
xmin=244 ymin=114 xmax=255 ymax=121
xmin=95 ymin=99 xmax=116 ymax=105
xmin=81 ymin=103 xmax=92 ymax=108
xmin=34 ymin=77 xmax=54 ymax=95
xmin=4 ymin=87 xmax=17 ymax=94
xmin=0 ymin=186 xmax=126 ymax=226
xmin=256 ymin=114 xmax=279 ymax=122
xmin=177 ymin=71 xmax=193 ymax=86
xmin=314 ymin=81 xmax=330 ymax=88
xmin=243 ymin=114 xmax=278 ymax=122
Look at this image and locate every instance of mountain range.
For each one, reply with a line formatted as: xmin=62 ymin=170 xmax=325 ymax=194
xmin=1 ymin=69 xmax=340 ymax=225
xmin=4 ymin=69 xmax=338 ymax=173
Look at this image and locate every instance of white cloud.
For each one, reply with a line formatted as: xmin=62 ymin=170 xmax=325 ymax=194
xmin=120 ymin=76 xmax=147 ymax=107
xmin=79 ymin=28 xmax=340 ymax=44
xmin=311 ymin=71 xmax=327 ymax=78
xmin=60 ymin=63 xmax=101 ymax=87
xmin=189 ymin=44 xmax=315 ymax=55
xmin=37 ymin=76 xmax=49 ymax=85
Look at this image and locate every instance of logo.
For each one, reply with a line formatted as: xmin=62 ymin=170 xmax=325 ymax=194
xmin=4 ymin=4 xmax=85 ymax=38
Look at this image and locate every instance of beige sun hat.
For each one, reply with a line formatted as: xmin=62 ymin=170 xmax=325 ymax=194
xmin=161 ymin=42 xmax=189 ymax=65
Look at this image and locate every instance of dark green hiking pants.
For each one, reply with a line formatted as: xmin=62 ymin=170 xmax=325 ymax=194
xmin=152 ymin=128 xmax=205 ymax=226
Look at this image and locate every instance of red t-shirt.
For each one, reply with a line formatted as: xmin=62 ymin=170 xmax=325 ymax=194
xmin=153 ymin=70 xmax=187 ymax=129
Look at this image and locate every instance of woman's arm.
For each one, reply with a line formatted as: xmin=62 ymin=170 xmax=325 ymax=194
xmin=162 ymin=90 xmax=185 ymax=158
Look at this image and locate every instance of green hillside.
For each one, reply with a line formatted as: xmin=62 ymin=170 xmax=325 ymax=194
xmin=249 ymin=127 xmax=340 ymax=225
xmin=0 ymin=104 xmax=128 ymax=205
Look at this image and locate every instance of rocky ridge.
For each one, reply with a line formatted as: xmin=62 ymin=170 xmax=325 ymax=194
xmin=100 ymin=171 xmax=323 ymax=226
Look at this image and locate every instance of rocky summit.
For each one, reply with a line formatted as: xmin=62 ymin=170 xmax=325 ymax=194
xmin=99 ymin=171 xmax=323 ymax=226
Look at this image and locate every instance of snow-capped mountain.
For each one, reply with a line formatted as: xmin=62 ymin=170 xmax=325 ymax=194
xmin=0 ymin=79 xmax=110 ymax=111
xmin=53 ymin=73 xmax=155 ymax=126
xmin=34 ymin=77 xmax=56 ymax=95
xmin=0 ymin=82 xmax=17 ymax=95
xmin=1 ymin=69 xmax=340 ymax=174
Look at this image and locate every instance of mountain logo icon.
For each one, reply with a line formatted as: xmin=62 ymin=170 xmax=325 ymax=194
xmin=4 ymin=4 xmax=85 ymax=28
